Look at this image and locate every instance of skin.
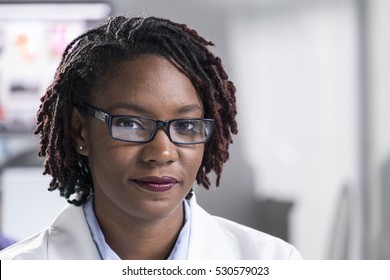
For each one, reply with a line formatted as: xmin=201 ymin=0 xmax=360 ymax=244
xmin=71 ymin=55 xmax=205 ymax=259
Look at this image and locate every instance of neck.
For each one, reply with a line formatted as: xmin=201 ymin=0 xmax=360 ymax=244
xmin=94 ymin=198 xmax=184 ymax=260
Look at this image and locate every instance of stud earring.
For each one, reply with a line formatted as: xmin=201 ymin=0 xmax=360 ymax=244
xmin=79 ymin=146 xmax=83 ymax=150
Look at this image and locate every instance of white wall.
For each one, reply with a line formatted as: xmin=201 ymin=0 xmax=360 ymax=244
xmin=227 ymin=0 xmax=361 ymax=259
xmin=365 ymin=0 xmax=390 ymax=259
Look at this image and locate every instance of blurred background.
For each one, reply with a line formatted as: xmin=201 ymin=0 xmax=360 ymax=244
xmin=0 ymin=0 xmax=389 ymax=260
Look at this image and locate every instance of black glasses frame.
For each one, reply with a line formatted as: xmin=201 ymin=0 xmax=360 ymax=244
xmin=75 ymin=103 xmax=215 ymax=145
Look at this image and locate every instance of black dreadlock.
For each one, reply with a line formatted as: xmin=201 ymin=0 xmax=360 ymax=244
xmin=35 ymin=15 xmax=238 ymax=206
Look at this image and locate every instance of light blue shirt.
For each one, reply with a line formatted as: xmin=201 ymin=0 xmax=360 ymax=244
xmin=83 ymin=196 xmax=191 ymax=260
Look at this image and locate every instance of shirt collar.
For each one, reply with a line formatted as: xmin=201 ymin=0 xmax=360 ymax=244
xmin=83 ymin=196 xmax=191 ymax=260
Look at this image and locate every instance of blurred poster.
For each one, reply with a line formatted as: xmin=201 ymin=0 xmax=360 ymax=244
xmin=0 ymin=3 xmax=111 ymax=133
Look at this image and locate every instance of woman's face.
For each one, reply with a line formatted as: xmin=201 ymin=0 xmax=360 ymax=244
xmin=77 ymin=55 xmax=204 ymax=221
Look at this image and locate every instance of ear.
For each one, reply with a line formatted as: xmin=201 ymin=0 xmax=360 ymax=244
xmin=71 ymin=107 xmax=89 ymax=156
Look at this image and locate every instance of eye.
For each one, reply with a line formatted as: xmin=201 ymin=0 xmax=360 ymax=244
xmin=173 ymin=120 xmax=200 ymax=134
xmin=113 ymin=117 xmax=145 ymax=129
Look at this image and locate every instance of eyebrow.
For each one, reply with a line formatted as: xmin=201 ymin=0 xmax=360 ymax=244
xmin=107 ymin=102 xmax=204 ymax=115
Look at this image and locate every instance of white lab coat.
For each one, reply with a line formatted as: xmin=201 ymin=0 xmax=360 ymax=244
xmin=0 ymin=195 xmax=302 ymax=259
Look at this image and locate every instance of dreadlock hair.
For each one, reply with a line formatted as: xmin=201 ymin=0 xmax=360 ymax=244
xmin=35 ymin=15 xmax=238 ymax=206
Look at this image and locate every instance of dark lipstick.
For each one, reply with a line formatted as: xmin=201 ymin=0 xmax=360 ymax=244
xmin=133 ymin=176 xmax=178 ymax=192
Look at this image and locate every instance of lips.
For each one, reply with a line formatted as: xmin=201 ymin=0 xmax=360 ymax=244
xmin=132 ymin=176 xmax=178 ymax=192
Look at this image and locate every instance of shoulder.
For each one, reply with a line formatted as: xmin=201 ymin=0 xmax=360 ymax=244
xmin=0 ymin=230 xmax=49 ymax=260
xmin=0 ymin=204 xmax=82 ymax=260
xmin=0 ymin=203 xmax=100 ymax=260
xmin=188 ymin=197 xmax=302 ymax=260
xmin=213 ymin=215 xmax=302 ymax=259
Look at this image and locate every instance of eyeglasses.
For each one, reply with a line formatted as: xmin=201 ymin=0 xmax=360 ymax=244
xmin=76 ymin=103 xmax=215 ymax=145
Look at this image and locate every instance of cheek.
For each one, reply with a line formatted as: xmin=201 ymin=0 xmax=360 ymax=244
xmin=88 ymin=147 xmax=142 ymax=199
xmin=181 ymin=145 xmax=204 ymax=177
xmin=86 ymin=127 xmax=139 ymax=179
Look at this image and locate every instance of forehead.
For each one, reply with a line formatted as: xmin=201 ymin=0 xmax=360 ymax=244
xmin=92 ymin=55 xmax=203 ymax=116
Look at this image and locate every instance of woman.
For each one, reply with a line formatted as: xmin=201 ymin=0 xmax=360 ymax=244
xmin=0 ymin=16 xmax=301 ymax=260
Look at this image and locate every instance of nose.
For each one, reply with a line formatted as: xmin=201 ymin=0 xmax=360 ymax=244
xmin=139 ymin=128 xmax=179 ymax=164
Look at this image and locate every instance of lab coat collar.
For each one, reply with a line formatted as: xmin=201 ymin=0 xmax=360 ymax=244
xmin=46 ymin=194 xmax=236 ymax=259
